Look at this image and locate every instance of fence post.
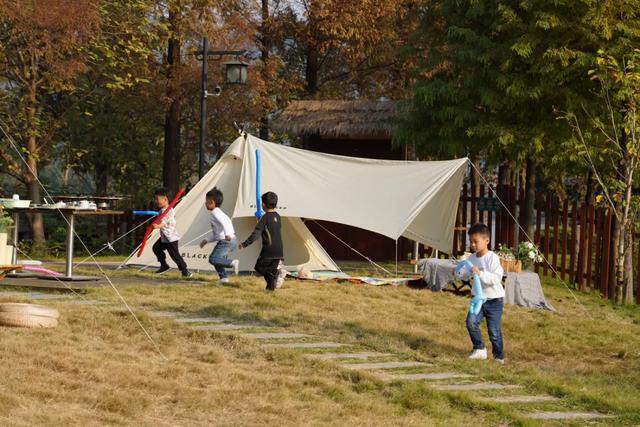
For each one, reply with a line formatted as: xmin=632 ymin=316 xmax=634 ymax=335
xmin=586 ymin=205 xmax=595 ymax=290
xmin=561 ymin=199 xmax=569 ymax=281
xmin=569 ymin=202 xmax=578 ymax=285
xmin=552 ymin=196 xmax=560 ymax=273
xmin=535 ymin=195 xmax=542 ymax=273
xmin=543 ymin=195 xmax=551 ymax=276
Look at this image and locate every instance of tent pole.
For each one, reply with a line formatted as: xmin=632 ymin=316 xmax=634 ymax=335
xmin=413 ymin=240 xmax=419 ymax=273
xmin=395 ymin=239 xmax=398 ymax=277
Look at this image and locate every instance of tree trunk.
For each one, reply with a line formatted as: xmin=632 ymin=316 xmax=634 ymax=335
xmin=624 ymin=230 xmax=634 ymax=304
xmin=26 ymin=81 xmax=44 ymax=243
xmin=26 ymin=141 xmax=44 ymax=244
xmin=305 ymin=45 xmax=319 ymax=96
xmin=523 ymin=158 xmax=537 ymax=241
xmin=163 ymin=8 xmax=181 ymax=194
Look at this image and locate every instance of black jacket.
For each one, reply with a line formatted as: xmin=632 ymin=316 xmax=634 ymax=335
xmin=241 ymin=211 xmax=283 ymax=259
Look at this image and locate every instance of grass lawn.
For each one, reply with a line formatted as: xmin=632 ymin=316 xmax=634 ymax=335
xmin=0 ymin=264 xmax=638 ymax=426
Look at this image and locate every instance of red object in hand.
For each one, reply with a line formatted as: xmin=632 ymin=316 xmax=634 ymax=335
xmin=136 ymin=187 xmax=185 ymax=257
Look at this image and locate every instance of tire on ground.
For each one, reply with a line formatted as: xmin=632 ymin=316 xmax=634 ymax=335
xmin=0 ymin=312 xmax=58 ymax=328
xmin=0 ymin=303 xmax=60 ymax=319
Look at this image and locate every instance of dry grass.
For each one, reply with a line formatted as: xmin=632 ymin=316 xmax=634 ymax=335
xmin=0 ymin=263 xmax=639 ymax=426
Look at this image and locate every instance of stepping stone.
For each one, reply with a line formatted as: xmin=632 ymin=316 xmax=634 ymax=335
xmin=191 ymin=323 xmax=261 ymax=331
xmin=264 ymin=342 xmax=345 ymax=349
xmin=60 ymin=300 xmax=109 ymax=305
xmin=308 ymin=352 xmax=389 ymax=360
xmin=147 ymin=311 xmax=182 ymax=317
xmin=485 ymin=395 xmax=559 ymax=403
xmin=28 ymin=294 xmax=71 ymax=300
xmin=240 ymin=332 xmax=310 ymax=339
xmin=431 ymin=383 xmax=522 ymax=391
xmin=175 ymin=317 xmax=227 ymax=323
xmin=342 ymin=361 xmax=427 ymax=370
xmin=382 ymin=372 xmax=471 ymax=381
xmin=0 ymin=291 xmax=33 ymax=297
xmin=527 ymin=411 xmax=612 ymax=420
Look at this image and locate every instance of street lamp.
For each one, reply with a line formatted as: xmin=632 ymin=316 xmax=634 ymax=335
xmin=196 ymin=37 xmax=248 ymax=178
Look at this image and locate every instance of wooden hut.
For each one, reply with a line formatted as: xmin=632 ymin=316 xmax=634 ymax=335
xmin=272 ymin=100 xmax=414 ymax=262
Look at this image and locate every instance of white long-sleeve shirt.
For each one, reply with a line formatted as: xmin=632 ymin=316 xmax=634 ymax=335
xmin=158 ymin=207 xmax=180 ymax=243
xmin=468 ymin=251 xmax=505 ymax=299
xmin=207 ymin=207 xmax=235 ymax=242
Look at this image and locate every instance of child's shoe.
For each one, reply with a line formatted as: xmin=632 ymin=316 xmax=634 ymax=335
xmin=494 ymin=358 xmax=505 ymax=364
xmin=231 ymin=259 xmax=240 ymax=276
xmin=468 ymin=348 xmax=487 ymax=360
xmin=220 ymin=277 xmax=230 ymax=284
xmin=275 ymin=264 xmax=287 ymax=289
xmin=156 ymin=264 xmax=170 ymax=274
xmin=182 ymin=270 xmax=192 ymax=279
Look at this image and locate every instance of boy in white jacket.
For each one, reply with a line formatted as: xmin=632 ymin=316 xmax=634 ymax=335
xmin=465 ymin=223 xmax=505 ymax=363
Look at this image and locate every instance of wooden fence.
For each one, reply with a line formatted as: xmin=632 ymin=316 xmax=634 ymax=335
xmin=454 ymin=181 xmax=640 ymax=304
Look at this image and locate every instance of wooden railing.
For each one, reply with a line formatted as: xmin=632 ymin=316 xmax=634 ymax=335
xmin=455 ymin=181 xmax=639 ymax=304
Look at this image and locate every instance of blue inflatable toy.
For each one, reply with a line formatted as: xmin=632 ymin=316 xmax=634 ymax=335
xmin=254 ymin=149 xmax=264 ymax=219
xmin=455 ymin=259 xmax=487 ymax=315
xmin=132 ymin=210 xmax=159 ymax=216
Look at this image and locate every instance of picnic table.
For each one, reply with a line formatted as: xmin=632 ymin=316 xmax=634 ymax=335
xmin=6 ymin=206 xmax=123 ymax=281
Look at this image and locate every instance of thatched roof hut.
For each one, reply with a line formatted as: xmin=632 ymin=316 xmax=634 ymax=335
xmin=272 ymin=100 xmax=398 ymax=139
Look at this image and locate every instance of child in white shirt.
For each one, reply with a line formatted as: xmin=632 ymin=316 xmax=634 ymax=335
xmin=199 ymin=187 xmax=239 ymax=283
xmin=151 ymin=188 xmax=191 ymax=278
xmin=465 ymin=223 xmax=505 ymax=363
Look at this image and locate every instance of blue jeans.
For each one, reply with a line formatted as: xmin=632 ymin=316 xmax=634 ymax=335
xmin=466 ymin=297 xmax=504 ymax=359
xmin=208 ymin=239 xmax=237 ymax=279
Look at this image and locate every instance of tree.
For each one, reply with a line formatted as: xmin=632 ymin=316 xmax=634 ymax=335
xmin=563 ymin=50 xmax=640 ymax=304
xmin=0 ymin=0 xmax=99 ymax=242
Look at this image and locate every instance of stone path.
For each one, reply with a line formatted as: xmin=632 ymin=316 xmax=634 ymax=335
xmin=0 ymin=289 xmax=615 ymax=422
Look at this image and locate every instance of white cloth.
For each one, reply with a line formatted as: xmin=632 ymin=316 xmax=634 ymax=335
xmin=159 ymin=207 xmax=180 ymax=243
xmin=468 ymin=251 xmax=505 ymax=299
xmin=207 ymin=207 xmax=236 ymax=242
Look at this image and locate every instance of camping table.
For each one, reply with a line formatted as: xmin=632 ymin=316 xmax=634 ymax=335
xmin=6 ymin=207 xmax=124 ymax=281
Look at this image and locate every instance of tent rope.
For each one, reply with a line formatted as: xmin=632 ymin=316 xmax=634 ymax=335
xmin=468 ymin=160 xmax=591 ymax=318
xmin=307 ymin=220 xmax=394 ymax=276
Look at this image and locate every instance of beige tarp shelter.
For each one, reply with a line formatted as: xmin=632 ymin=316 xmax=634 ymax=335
xmin=126 ymin=133 xmax=468 ymax=272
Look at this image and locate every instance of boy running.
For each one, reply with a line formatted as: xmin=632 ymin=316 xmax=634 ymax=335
xmin=151 ymin=187 xmax=191 ymax=278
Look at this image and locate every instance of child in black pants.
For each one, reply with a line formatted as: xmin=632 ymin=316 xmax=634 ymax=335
xmin=238 ymin=192 xmax=284 ymax=290
xmin=151 ymin=187 xmax=191 ymax=278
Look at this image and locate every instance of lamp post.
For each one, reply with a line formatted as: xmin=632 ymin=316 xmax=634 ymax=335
xmin=196 ymin=37 xmax=248 ymax=178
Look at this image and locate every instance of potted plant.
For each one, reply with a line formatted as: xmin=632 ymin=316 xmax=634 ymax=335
xmin=516 ymin=241 xmax=543 ymax=270
xmin=0 ymin=207 xmax=14 ymax=264
xmin=496 ymin=244 xmax=522 ymax=273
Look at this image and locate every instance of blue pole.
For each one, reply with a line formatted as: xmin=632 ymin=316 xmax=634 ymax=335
xmin=255 ymin=149 xmax=264 ymax=219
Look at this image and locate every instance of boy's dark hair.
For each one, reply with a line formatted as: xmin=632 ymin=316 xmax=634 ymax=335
xmin=206 ymin=187 xmax=224 ymax=207
xmin=468 ymin=223 xmax=491 ymax=238
xmin=154 ymin=187 xmax=169 ymax=198
xmin=261 ymin=191 xmax=278 ymax=209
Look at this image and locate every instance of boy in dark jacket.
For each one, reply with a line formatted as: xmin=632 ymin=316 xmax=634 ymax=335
xmin=239 ymin=192 xmax=284 ymax=291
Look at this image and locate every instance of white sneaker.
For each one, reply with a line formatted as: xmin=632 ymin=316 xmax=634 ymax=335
xmin=275 ymin=268 xmax=288 ymax=289
xmin=220 ymin=277 xmax=230 ymax=284
xmin=231 ymin=259 xmax=240 ymax=276
xmin=494 ymin=358 xmax=505 ymax=364
xmin=468 ymin=348 xmax=488 ymax=360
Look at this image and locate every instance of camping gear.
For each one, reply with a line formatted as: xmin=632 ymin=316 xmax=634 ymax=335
xmin=126 ymin=133 xmax=467 ymax=273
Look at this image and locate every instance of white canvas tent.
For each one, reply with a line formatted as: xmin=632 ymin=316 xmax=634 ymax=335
xmin=126 ymin=133 xmax=468 ymax=273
